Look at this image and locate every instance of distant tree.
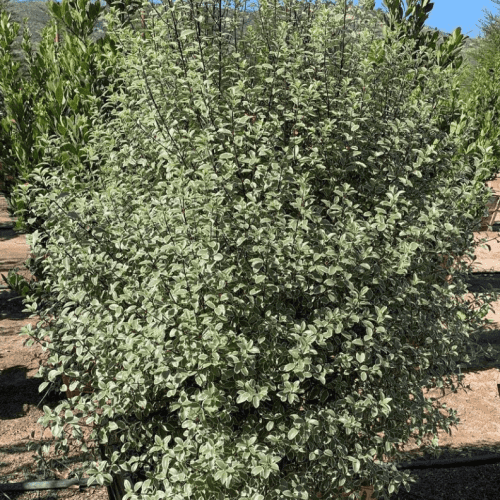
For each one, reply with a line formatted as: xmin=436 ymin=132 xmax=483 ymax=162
xmin=476 ymin=0 xmax=500 ymax=46
xmin=102 ymin=0 xmax=145 ymax=31
xmin=359 ymin=0 xmax=376 ymax=10
xmin=452 ymin=0 xmax=500 ymax=99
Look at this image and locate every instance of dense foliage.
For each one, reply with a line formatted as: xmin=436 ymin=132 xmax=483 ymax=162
xmin=2 ymin=0 xmax=500 ymax=499
xmin=449 ymin=22 xmax=500 ymax=185
xmin=0 ymin=0 xmax=150 ymax=211
xmin=0 ymin=0 xmax=155 ymax=298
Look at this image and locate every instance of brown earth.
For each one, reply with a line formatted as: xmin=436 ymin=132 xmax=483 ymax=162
xmin=2 ymin=175 xmax=500 ymax=500
xmin=0 ymin=193 xmax=110 ymax=499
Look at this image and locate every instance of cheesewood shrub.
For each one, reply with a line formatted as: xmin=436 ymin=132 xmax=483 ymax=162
xmin=17 ymin=0 xmax=500 ymax=499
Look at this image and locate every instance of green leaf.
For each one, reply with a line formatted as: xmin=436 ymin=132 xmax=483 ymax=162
xmin=251 ymin=466 xmax=264 ymax=476
xmin=236 ymin=391 xmax=250 ymax=404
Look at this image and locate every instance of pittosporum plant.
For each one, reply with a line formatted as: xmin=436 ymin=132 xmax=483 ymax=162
xmin=370 ymin=0 xmax=500 ymax=277
xmin=14 ymin=0 xmax=500 ymax=499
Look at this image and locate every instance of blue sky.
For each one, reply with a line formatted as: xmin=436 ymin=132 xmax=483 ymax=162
xmin=13 ymin=0 xmax=500 ymax=41
xmin=364 ymin=0 xmax=500 ymax=40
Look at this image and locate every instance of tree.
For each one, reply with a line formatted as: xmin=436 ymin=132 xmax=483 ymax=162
xmin=359 ymin=0 xmax=376 ymax=10
xmin=476 ymin=0 xmax=500 ymax=45
xmin=452 ymin=0 xmax=500 ymax=99
xmin=379 ymin=0 xmax=468 ymax=72
xmin=442 ymin=0 xmax=500 ymax=200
